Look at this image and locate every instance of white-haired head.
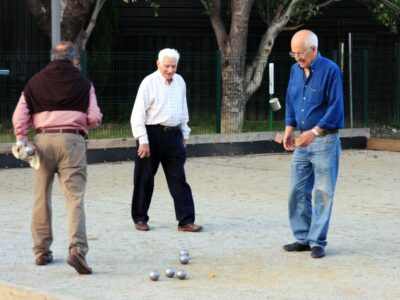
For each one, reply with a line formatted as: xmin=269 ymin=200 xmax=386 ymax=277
xmin=158 ymin=48 xmax=180 ymax=63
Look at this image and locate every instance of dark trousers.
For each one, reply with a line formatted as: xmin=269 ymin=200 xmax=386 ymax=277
xmin=131 ymin=125 xmax=195 ymax=226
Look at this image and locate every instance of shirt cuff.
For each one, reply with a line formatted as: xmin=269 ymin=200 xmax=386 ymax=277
xmin=16 ymin=136 xmax=28 ymax=143
xmin=285 ymin=119 xmax=297 ymax=127
xmin=138 ymin=136 xmax=149 ymax=144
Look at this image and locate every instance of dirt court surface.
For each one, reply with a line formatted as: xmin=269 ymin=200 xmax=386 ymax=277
xmin=0 ymin=150 xmax=399 ymax=300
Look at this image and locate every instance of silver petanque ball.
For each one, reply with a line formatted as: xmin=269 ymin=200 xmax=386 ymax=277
xmin=149 ymin=270 xmax=160 ymax=281
xmin=179 ymin=255 xmax=189 ymax=264
xmin=24 ymin=146 xmax=35 ymax=156
xmin=180 ymin=249 xmax=189 ymax=257
xmin=176 ymin=269 xmax=186 ymax=280
xmin=165 ymin=267 xmax=175 ymax=278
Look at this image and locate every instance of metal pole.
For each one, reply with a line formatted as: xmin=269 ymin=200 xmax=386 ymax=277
xmin=348 ymin=33 xmax=353 ymax=128
xmin=269 ymin=62 xmax=274 ymax=131
xmin=340 ymin=42 xmax=345 ymax=74
xmin=51 ymin=0 xmax=61 ymax=47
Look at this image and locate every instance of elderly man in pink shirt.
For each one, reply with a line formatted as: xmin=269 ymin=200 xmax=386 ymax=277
xmin=12 ymin=41 xmax=102 ymax=275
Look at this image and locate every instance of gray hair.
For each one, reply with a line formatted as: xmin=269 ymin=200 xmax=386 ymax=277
xmin=50 ymin=41 xmax=78 ymax=62
xmin=304 ymin=31 xmax=319 ymax=48
xmin=158 ymin=48 xmax=180 ymax=63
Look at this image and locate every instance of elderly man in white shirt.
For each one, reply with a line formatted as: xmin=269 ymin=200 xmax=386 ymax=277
xmin=130 ymin=48 xmax=203 ymax=232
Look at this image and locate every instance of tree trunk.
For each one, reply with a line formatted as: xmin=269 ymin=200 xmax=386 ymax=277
xmin=24 ymin=0 xmax=51 ymax=38
xmin=61 ymin=0 xmax=93 ymax=46
xmin=202 ymin=0 xmax=253 ymax=133
xmin=220 ymin=54 xmax=246 ymax=133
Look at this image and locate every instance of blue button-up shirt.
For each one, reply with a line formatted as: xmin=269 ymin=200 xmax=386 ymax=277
xmin=285 ymin=53 xmax=344 ymax=131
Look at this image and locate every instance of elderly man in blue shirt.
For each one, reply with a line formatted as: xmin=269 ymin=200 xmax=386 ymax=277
xmin=282 ymin=29 xmax=344 ymax=258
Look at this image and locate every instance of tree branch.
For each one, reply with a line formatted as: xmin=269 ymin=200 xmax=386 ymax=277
xmin=296 ymin=0 xmax=340 ymax=15
xmin=245 ymin=0 xmax=303 ymax=99
xmin=80 ymin=0 xmax=107 ymax=50
xmin=200 ymin=0 xmax=228 ymax=51
xmin=24 ymin=0 xmax=51 ymax=38
xmin=379 ymin=0 xmax=400 ymax=13
xmin=61 ymin=0 xmax=93 ymax=42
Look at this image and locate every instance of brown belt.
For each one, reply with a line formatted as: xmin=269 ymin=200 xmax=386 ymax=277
xmin=36 ymin=128 xmax=86 ymax=138
xmin=321 ymin=129 xmax=338 ymax=136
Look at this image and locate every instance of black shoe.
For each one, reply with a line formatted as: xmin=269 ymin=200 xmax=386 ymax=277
xmin=283 ymin=242 xmax=311 ymax=252
xmin=311 ymin=246 xmax=325 ymax=258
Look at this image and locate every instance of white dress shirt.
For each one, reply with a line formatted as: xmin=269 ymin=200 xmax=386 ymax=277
xmin=130 ymin=70 xmax=191 ymax=144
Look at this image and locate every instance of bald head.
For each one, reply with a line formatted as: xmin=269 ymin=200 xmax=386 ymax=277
xmin=290 ymin=30 xmax=318 ymax=69
xmin=291 ymin=30 xmax=318 ymax=51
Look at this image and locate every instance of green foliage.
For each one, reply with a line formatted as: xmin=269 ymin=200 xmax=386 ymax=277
xmin=122 ymin=0 xmax=160 ymax=10
xmin=202 ymin=0 xmax=215 ymax=16
xmin=366 ymin=0 xmax=400 ymax=33
xmin=255 ymin=0 xmax=332 ymax=26
xmin=122 ymin=0 xmax=160 ymax=17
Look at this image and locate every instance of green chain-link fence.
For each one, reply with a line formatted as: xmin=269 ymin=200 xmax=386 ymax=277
xmin=1 ymin=48 xmax=400 ymax=143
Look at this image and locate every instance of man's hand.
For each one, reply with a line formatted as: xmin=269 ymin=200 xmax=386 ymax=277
xmin=15 ymin=140 xmax=26 ymax=152
xmin=183 ymin=139 xmax=187 ymax=147
xmin=137 ymin=143 xmax=150 ymax=158
xmin=283 ymin=126 xmax=295 ymax=151
xmin=295 ymin=130 xmax=317 ymax=147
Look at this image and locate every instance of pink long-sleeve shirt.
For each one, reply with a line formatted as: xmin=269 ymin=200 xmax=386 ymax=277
xmin=12 ymin=85 xmax=103 ymax=141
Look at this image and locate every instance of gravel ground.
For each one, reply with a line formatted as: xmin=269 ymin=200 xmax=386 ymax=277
xmin=0 ymin=150 xmax=399 ymax=300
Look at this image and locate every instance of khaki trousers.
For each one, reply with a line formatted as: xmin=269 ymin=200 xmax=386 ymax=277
xmin=32 ymin=132 xmax=88 ymax=258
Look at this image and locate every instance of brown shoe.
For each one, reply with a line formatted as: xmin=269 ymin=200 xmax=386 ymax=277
xmin=178 ymin=223 xmax=203 ymax=232
xmin=135 ymin=221 xmax=150 ymax=231
xmin=35 ymin=253 xmax=53 ymax=266
xmin=67 ymin=252 xmax=92 ymax=275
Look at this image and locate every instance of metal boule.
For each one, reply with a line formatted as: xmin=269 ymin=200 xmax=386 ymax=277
xmin=180 ymin=249 xmax=189 ymax=257
xmin=24 ymin=146 xmax=35 ymax=156
xmin=165 ymin=267 xmax=175 ymax=278
xmin=179 ymin=255 xmax=189 ymax=264
xmin=176 ymin=269 xmax=186 ymax=280
xmin=149 ymin=270 xmax=160 ymax=281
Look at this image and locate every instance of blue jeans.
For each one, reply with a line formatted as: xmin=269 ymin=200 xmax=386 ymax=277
xmin=288 ymin=133 xmax=341 ymax=248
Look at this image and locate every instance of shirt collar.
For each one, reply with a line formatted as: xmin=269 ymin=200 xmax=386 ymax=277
xmin=309 ymin=52 xmax=322 ymax=71
xmin=295 ymin=52 xmax=322 ymax=75
xmin=157 ymin=70 xmax=173 ymax=85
